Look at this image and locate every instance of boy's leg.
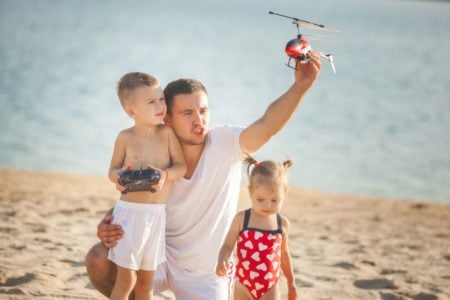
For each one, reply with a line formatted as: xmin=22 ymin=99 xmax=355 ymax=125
xmin=111 ymin=266 xmax=137 ymax=300
xmin=135 ymin=270 xmax=154 ymax=300
xmin=85 ymin=242 xmax=117 ymax=297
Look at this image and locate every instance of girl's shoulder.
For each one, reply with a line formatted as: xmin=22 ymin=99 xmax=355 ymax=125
xmin=279 ymin=213 xmax=290 ymax=232
xmin=232 ymin=210 xmax=248 ymax=231
xmin=234 ymin=210 xmax=247 ymax=222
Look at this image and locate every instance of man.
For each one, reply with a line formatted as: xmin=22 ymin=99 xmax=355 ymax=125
xmin=85 ymin=53 xmax=321 ymax=299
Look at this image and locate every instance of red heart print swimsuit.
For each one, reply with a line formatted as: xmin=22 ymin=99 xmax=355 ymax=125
xmin=235 ymin=209 xmax=283 ymax=299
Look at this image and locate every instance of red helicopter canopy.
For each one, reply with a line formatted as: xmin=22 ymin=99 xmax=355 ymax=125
xmin=285 ymin=38 xmax=311 ymax=58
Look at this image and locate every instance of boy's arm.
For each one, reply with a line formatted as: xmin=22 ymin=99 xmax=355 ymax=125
xmin=108 ymin=132 xmax=127 ymax=188
xmin=216 ymin=213 xmax=243 ymax=276
xmin=165 ymin=126 xmax=186 ymax=181
xmin=239 ymin=52 xmax=321 ymax=154
xmin=280 ymin=217 xmax=298 ymax=300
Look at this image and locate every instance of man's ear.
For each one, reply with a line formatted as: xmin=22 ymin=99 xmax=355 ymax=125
xmin=164 ymin=115 xmax=172 ymax=126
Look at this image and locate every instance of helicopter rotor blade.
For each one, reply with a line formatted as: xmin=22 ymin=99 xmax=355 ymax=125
xmin=292 ymin=20 xmax=340 ymax=32
xmin=302 ymin=34 xmax=334 ymax=42
xmin=269 ymin=11 xmax=324 ymax=28
xmin=269 ymin=11 xmax=339 ymax=32
xmin=302 ymin=33 xmax=335 ymax=40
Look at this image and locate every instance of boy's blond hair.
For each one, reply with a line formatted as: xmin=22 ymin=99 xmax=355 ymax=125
xmin=117 ymin=72 xmax=159 ymax=109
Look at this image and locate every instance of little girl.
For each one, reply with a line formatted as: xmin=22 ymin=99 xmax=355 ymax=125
xmin=216 ymin=156 xmax=298 ymax=300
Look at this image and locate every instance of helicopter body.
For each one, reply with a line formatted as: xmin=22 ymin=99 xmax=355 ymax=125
xmin=269 ymin=11 xmax=337 ymax=74
xmin=285 ymin=34 xmax=312 ymax=66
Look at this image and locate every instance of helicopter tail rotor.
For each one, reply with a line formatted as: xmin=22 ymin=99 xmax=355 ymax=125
xmin=320 ymin=53 xmax=336 ymax=74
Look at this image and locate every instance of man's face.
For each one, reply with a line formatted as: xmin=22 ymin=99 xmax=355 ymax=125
xmin=165 ymin=90 xmax=210 ymax=145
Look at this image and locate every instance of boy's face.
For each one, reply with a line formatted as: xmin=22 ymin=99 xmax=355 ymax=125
xmin=126 ymin=85 xmax=166 ymax=126
xmin=165 ymin=90 xmax=210 ymax=145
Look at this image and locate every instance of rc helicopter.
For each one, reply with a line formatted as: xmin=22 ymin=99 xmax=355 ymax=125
xmin=269 ymin=11 xmax=338 ymax=74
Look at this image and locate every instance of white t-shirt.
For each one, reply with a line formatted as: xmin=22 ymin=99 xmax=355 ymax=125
xmin=165 ymin=125 xmax=244 ymax=275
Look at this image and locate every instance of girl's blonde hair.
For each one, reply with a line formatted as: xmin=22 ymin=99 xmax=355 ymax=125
xmin=244 ymin=155 xmax=293 ymax=195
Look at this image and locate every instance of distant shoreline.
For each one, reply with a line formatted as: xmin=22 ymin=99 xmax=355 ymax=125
xmin=4 ymin=166 xmax=447 ymax=204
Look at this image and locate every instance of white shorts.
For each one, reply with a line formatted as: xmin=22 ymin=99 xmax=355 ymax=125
xmin=153 ymin=260 xmax=233 ymax=300
xmin=108 ymin=200 xmax=166 ymax=271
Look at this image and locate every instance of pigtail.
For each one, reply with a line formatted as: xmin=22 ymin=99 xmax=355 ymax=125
xmin=244 ymin=154 xmax=260 ymax=178
xmin=246 ymin=155 xmax=293 ymax=193
xmin=283 ymin=159 xmax=293 ymax=169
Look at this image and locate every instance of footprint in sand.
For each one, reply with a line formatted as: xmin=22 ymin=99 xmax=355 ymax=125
xmin=9 ymin=244 xmax=26 ymax=251
xmin=0 ymin=227 xmax=18 ymax=234
xmin=295 ymin=278 xmax=314 ymax=288
xmin=59 ymin=259 xmax=85 ymax=267
xmin=59 ymin=207 xmax=90 ymax=215
xmin=411 ymin=292 xmax=438 ymax=300
xmin=360 ymin=260 xmax=376 ymax=266
xmin=0 ymin=273 xmax=35 ymax=287
xmin=0 ymin=288 xmax=25 ymax=295
xmin=381 ymin=268 xmax=406 ymax=275
xmin=316 ymin=275 xmax=337 ymax=282
xmin=68 ymin=272 xmax=87 ymax=281
xmin=411 ymin=203 xmax=427 ymax=210
xmin=0 ymin=210 xmax=16 ymax=218
xmin=354 ymin=278 xmax=397 ymax=290
xmin=379 ymin=292 xmax=405 ymax=300
xmin=333 ymin=262 xmax=357 ymax=270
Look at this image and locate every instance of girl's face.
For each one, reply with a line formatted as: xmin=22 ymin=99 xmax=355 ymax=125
xmin=249 ymin=184 xmax=284 ymax=217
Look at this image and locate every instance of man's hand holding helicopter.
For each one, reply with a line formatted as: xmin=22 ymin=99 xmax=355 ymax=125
xmin=293 ymin=50 xmax=321 ymax=91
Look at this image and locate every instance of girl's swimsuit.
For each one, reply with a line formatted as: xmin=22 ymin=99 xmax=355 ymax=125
xmin=236 ymin=209 xmax=283 ymax=299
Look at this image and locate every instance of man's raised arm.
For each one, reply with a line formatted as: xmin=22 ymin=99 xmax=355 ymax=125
xmin=239 ymin=52 xmax=321 ymax=154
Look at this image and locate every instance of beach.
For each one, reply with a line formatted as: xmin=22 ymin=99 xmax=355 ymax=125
xmin=0 ymin=168 xmax=449 ymax=299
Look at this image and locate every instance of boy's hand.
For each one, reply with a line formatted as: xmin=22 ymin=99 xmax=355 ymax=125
xmin=215 ymin=259 xmax=230 ymax=277
xmin=287 ymin=284 xmax=298 ymax=300
xmin=97 ymin=214 xmax=124 ymax=248
xmin=114 ymin=165 xmax=131 ymax=192
xmin=148 ymin=165 xmax=167 ymax=191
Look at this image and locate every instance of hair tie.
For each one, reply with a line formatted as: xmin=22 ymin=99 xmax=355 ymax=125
xmin=253 ymin=160 xmax=260 ymax=167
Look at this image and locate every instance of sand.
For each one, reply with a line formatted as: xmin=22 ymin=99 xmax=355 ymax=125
xmin=0 ymin=168 xmax=449 ymax=299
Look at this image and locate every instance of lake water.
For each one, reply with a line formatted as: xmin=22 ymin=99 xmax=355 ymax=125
xmin=1 ymin=0 xmax=449 ymax=202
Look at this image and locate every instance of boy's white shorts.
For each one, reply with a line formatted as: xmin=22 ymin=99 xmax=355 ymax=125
xmin=108 ymin=200 xmax=166 ymax=271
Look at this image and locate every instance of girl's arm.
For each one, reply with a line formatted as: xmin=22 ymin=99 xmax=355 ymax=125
xmin=216 ymin=212 xmax=243 ymax=276
xmin=280 ymin=216 xmax=298 ymax=300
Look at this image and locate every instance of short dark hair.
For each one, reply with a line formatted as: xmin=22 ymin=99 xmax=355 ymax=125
xmin=163 ymin=78 xmax=207 ymax=115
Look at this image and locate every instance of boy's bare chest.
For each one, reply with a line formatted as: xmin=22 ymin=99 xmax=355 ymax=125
xmin=124 ymin=135 xmax=170 ymax=169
